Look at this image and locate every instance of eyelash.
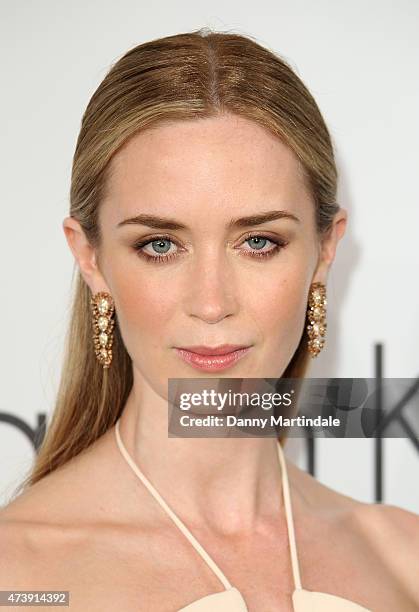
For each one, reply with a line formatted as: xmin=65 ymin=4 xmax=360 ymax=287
xmin=132 ymin=233 xmax=289 ymax=264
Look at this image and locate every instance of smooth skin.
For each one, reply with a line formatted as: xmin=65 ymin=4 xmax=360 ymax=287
xmin=0 ymin=114 xmax=418 ymax=611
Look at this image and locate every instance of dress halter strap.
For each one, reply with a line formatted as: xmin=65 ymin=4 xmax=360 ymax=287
xmin=114 ymin=418 xmax=302 ymax=592
xmin=276 ymin=439 xmax=302 ymax=591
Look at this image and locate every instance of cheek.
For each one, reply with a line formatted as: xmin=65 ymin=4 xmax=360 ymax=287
xmin=245 ymin=263 xmax=309 ymax=346
xmin=108 ymin=260 xmax=179 ymax=355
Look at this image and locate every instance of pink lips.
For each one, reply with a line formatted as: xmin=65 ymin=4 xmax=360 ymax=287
xmin=174 ymin=345 xmax=251 ymax=371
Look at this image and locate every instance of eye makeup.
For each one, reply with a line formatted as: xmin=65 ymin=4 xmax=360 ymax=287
xmin=131 ymin=232 xmax=289 ymax=265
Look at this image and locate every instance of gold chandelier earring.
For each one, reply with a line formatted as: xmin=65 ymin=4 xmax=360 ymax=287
xmin=90 ymin=291 xmax=115 ymax=369
xmin=306 ymin=282 xmax=327 ymax=357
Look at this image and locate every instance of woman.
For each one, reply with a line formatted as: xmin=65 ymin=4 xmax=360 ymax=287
xmin=1 ymin=29 xmax=418 ymax=611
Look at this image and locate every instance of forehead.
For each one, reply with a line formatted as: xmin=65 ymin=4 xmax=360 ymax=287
xmin=101 ymin=113 xmax=313 ymax=227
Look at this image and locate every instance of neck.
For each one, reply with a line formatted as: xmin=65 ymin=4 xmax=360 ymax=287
xmin=116 ymin=380 xmax=286 ymax=535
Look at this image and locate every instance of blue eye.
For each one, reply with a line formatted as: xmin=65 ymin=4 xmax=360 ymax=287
xmin=245 ymin=236 xmax=270 ymax=250
xmin=147 ymin=238 xmax=172 ymax=255
xmin=133 ymin=234 xmax=288 ymax=264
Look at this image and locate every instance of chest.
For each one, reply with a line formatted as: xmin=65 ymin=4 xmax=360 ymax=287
xmin=22 ymin=524 xmax=411 ymax=612
xmin=23 ymin=526 xmax=295 ymax=611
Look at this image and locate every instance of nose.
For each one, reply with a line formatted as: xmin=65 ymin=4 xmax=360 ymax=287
xmin=184 ymin=246 xmax=238 ymax=324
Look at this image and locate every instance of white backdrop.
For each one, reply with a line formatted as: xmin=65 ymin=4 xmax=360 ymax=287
xmin=1 ymin=0 xmax=418 ymax=511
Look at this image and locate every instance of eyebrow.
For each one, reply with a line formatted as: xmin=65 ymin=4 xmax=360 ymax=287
xmin=116 ymin=209 xmax=300 ymax=230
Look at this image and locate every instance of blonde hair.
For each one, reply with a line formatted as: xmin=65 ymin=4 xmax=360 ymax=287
xmin=17 ymin=28 xmax=339 ymax=494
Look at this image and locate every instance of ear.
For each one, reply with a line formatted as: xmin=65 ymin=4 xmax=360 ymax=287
xmin=312 ymin=208 xmax=348 ymax=284
xmin=62 ymin=216 xmax=111 ymax=295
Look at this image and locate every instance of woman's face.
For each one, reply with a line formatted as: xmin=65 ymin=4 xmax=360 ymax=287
xmin=64 ymin=113 xmax=345 ymax=389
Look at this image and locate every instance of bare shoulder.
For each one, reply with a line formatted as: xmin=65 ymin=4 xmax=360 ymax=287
xmin=352 ymin=503 xmax=419 ymax=581
xmin=288 ymin=460 xmax=419 ymax=608
xmin=351 ymin=502 xmax=419 ymax=607
xmin=0 ymin=498 xmax=89 ymax=590
xmin=352 ymin=500 xmax=419 ymax=536
xmin=0 ymin=429 xmax=165 ymax=609
xmin=0 ymin=432 xmax=110 ymax=587
xmin=0 ymin=513 xmax=55 ymax=591
xmin=0 ymin=518 xmax=24 ymax=584
xmin=339 ymin=501 xmax=419 ymax=610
